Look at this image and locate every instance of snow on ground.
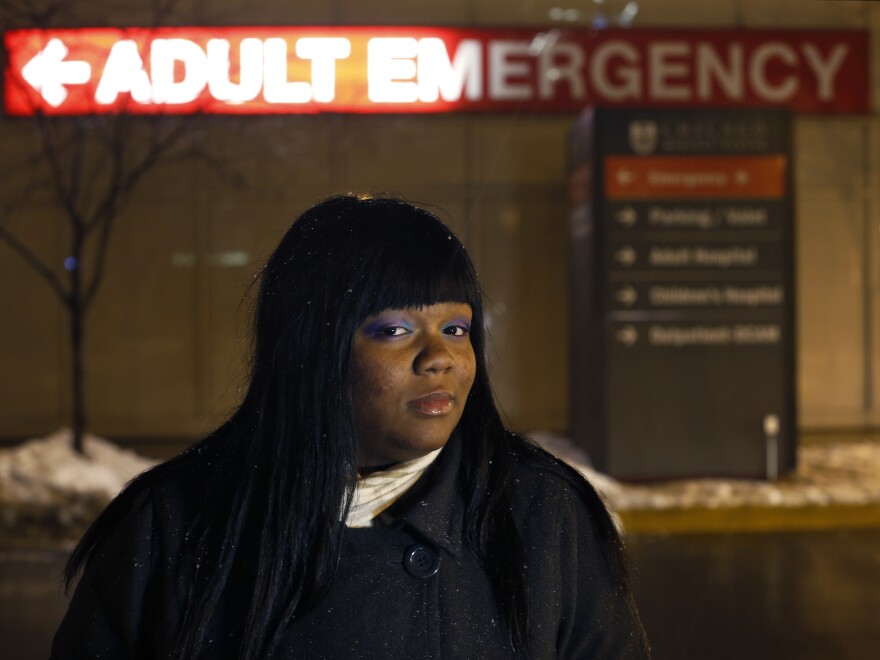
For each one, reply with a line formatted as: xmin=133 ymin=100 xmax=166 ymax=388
xmin=2 ymin=429 xmax=879 ymax=544
xmin=0 ymin=429 xmax=156 ymax=541
xmin=529 ymin=431 xmax=880 ymax=511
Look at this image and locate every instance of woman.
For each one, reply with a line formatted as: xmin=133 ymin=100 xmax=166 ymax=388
xmin=53 ymin=195 xmax=649 ymax=659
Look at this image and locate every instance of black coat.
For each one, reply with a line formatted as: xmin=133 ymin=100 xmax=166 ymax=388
xmin=52 ymin=436 xmax=650 ymax=658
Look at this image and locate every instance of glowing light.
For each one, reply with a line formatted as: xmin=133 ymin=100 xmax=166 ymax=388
xmin=63 ymin=256 xmax=77 ymax=271
xmin=295 ymin=38 xmax=351 ymax=103
xmin=206 ymin=38 xmax=263 ymax=104
xmin=529 ymin=30 xmax=560 ymax=56
xmin=151 ymin=38 xmax=208 ymax=104
xmin=416 ymin=38 xmax=482 ymax=103
xmin=20 ymin=38 xmax=90 ymax=107
xmin=620 ymin=1 xmax=640 ymax=26
xmin=367 ymin=38 xmax=419 ymax=103
xmin=94 ymin=40 xmax=151 ymax=104
xmin=213 ymin=251 xmax=249 ymax=267
xmin=3 ymin=27 xmax=869 ymax=116
xmin=263 ymin=38 xmax=311 ymax=103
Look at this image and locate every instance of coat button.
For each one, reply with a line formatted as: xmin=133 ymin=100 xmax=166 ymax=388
xmin=403 ymin=544 xmax=440 ymax=579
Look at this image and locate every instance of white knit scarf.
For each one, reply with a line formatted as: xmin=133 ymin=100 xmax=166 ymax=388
xmin=345 ymin=448 xmax=443 ymax=528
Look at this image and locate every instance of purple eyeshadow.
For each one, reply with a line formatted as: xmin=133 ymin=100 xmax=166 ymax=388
xmin=361 ymin=317 xmax=412 ymax=336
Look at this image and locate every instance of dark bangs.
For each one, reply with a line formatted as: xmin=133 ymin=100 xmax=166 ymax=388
xmin=314 ymin=196 xmax=483 ymax=323
xmin=356 ymin=223 xmax=480 ymax=320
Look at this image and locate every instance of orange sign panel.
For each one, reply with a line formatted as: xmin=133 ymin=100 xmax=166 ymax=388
xmin=605 ymin=156 xmax=787 ymax=199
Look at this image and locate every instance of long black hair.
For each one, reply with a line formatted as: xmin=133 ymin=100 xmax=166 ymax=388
xmin=64 ymin=194 xmax=627 ymax=657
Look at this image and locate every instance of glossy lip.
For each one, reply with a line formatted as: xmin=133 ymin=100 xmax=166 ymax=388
xmin=408 ymin=391 xmax=456 ymax=416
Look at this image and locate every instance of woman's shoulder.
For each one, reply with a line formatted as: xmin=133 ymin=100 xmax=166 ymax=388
xmin=501 ymin=437 xmax=650 ymax=658
xmin=72 ymin=453 xmax=211 ymax=566
xmin=504 ymin=433 xmax=602 ymax=503
xmin=122 ymin=454 xmax=209 ymax=517
xmin=53 ymin=457 xmax=212 ymax=658
xmin=123 ymin=426 xmax=237 ymax=525
xmin=500 ymin=433 xmax=623 ymax=545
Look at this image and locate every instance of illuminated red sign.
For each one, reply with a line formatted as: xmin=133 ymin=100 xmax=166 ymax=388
xmin=2 ymin=27 xmax=869 ymax=116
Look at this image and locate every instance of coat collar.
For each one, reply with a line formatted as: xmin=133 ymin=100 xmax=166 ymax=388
xmin=376 ymin=429 xmax=464 ymax=558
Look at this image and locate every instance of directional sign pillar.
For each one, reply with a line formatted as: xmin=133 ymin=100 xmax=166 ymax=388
xmin=567 ymin=108 xmax=797 ymax=480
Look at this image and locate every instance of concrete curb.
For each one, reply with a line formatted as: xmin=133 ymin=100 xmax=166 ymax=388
xmin=620 ymin=503 xmax=880 ymax=534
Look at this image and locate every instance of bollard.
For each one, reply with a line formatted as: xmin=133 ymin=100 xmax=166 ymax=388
xmin=764 ymin=414 xmax=780 ymax=481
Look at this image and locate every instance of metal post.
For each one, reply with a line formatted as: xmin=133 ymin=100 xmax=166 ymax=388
xmin=764 ymin=414 xmax=780 ymax=481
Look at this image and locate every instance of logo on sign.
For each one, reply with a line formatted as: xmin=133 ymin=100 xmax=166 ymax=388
xmin=628 ymin=120 xmax=658 ymax=156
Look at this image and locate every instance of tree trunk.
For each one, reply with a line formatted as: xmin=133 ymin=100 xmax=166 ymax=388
xmin=71 ymin=296 xmax=86 ymax=454
xmin=69 ymin=237 xmax=86 ymax=455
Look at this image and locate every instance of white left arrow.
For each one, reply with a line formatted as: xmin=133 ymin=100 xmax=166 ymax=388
xmin=21 ymin=39 xmax=91 ymax=108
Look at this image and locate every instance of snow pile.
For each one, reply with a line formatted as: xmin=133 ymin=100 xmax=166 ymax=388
xmin=0 ymin=429 xmax=157 ymax=541
xmin=2 ymin=429 xmax=879 ymax=544
xmin=529 ymin=431 xmax=880 ymax=511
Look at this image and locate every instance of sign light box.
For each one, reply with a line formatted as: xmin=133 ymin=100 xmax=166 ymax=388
xmin=2 ymin=27 xmax=869 ymax=116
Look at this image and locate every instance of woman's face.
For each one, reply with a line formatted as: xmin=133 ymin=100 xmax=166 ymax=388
xmin=352 ymin=302 xmax=476 ymax=467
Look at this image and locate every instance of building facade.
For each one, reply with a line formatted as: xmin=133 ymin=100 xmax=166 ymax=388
xmin=1 ymin=0 xmax=879 ymax=442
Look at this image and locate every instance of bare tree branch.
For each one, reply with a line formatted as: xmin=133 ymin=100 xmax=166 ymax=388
xmin=68 ymin=125 xmax=87 ymax=211
xmin=0 ymin=0 xmax=65 ymax=28
xmin=80 ymin=117 xmax=128 ymax=306
xmin=0 ymin=156 xmax=63 ymax=300
xmin=82 ymin=205 xmax=116 ymax=309
xmin=0 ymin=222 xmax=68 ymax=302
xmin=33 ymin=115 xmax=86 ymax=229
xmin=0 ymin=144 xmax=57 ymax=183
xmin=83 ymin=118 xmax=191 ymax=307
xmin=164 ymin=144 xmax=246 ymax=188
xmin=149 ymin=0 xmax=183 ymax=28
xmin=0 ymin=152 xmax=54 ymax=216
xmin=120 ymin=119 xmax=191 ymax=195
